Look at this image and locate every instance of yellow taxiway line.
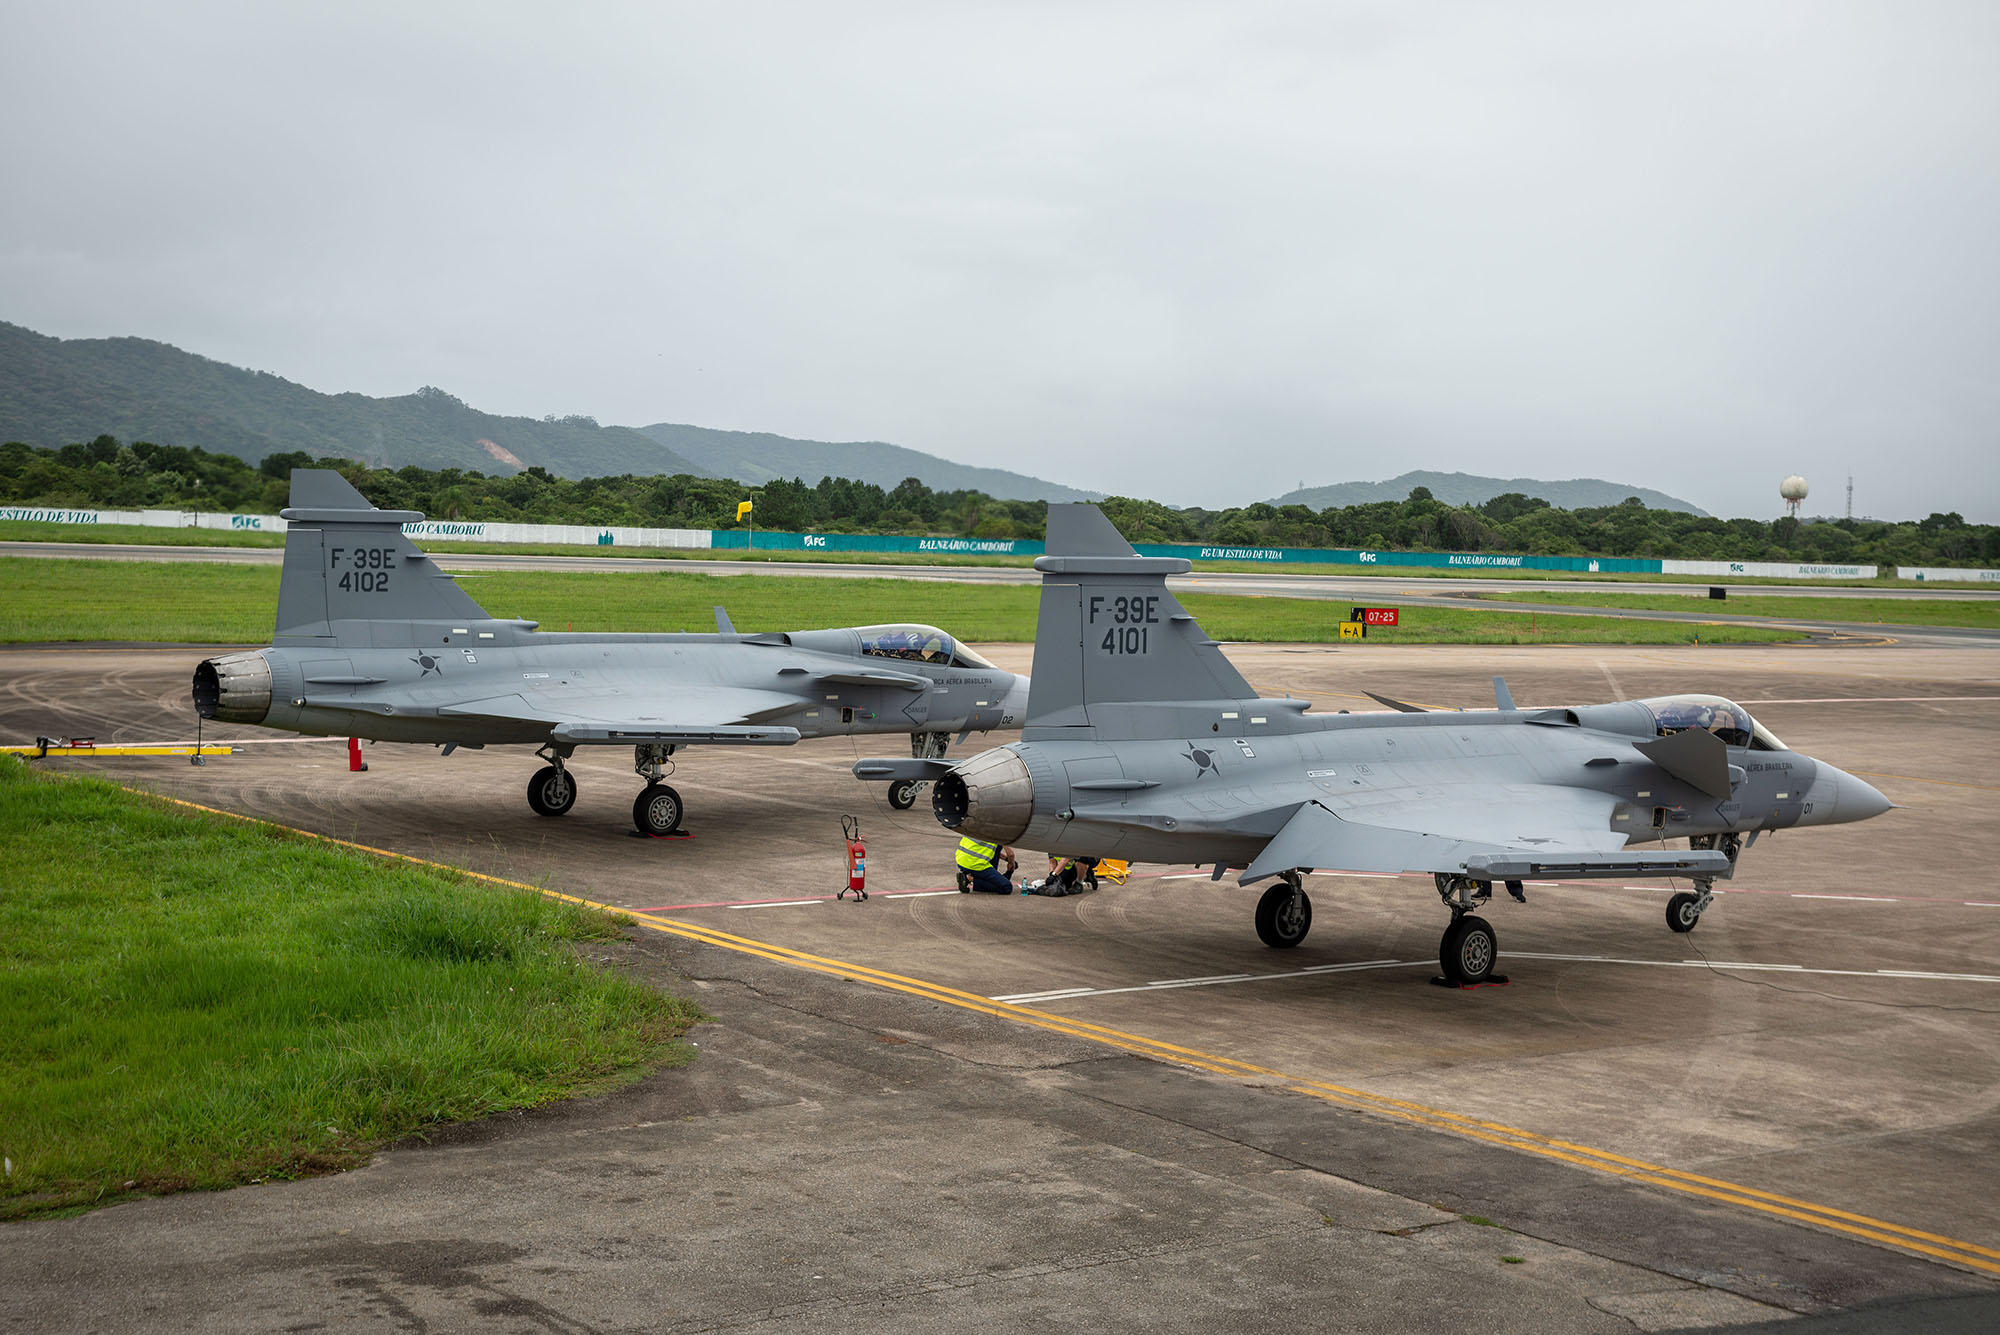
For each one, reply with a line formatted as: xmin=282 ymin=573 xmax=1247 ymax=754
xmin=128 ymin=786 xmax=2000 ymax=1279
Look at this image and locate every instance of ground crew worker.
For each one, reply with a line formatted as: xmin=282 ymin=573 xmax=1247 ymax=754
xmin=955 ymin=835 xmax=1018 ymax=894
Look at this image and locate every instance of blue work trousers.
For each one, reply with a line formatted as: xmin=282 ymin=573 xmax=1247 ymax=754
xmin=966 ymin=866 xmax=1014 ymax=895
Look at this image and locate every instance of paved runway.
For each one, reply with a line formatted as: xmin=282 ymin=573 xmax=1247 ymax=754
xmin=4 ymin=638 xmax=1998 ymax=1330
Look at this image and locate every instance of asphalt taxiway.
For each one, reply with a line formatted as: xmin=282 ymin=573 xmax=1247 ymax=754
xmin=3 ymin=640 xmax=1998 ymax=1331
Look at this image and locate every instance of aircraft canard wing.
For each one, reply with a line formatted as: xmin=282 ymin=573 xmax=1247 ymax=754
xmin=436 ymin=683 xmax=806 ymax=746
xmin=1240 ymin=784 xmax=1729 ymax=885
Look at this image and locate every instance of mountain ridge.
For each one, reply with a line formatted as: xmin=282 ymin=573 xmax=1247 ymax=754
xmin=636 ymin=421 xmax=1098 ymax=502
xmin=1270 ymin=470 xmax=1707 ymax=515
xmin=0 ymin=321 xmax=1091 ymax=501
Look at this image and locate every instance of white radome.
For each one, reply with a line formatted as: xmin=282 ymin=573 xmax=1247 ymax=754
xmin=1780 ymin=475 xmax=1809 ymax=500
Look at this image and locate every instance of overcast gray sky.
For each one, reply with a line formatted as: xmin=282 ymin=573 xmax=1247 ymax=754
xmin=4 ymin=1 xmax=1996 ymax=520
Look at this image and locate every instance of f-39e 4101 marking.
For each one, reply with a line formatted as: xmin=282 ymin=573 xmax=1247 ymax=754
xmin=856 ymin=504 xmax=1893 ymax=984
xmin=193 ymin=470 xmax=1027 ymax=835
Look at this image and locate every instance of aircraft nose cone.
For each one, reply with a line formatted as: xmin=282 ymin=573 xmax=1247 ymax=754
xmin=1802 ymin=765 xmax=1894 ymax=824
xmin=1834 ymin=769 xmax=1894 ymax=822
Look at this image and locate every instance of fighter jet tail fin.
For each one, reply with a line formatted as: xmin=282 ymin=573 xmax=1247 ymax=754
xmin=274 ymin=469 xmax=494 ymax=644
xmin=1024 ymin=504 xmax=1257 ymax=736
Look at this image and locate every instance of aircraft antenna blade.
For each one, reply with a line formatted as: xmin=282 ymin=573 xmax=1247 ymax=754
xmin=1493 ymin=677 xmax=1517 ymax=711
xmin=1364 ymin=691 xmax=1429 ymax=713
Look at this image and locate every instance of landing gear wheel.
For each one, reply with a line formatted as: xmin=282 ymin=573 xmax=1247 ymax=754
xmin=633 ymin=783 xmax=684 ymax=837
xmin=1254 ymin=884 xmax=1313 ymax=948
xmin=527 ymin=765 xmax=576 ymax=817
xmin=1666 ymin=892 xmax=1703 ymax=933
xmin=1440 ymin=915 xmax=1497 ymax=983
xmin=887 ymin=779 xmax=920 ymax=811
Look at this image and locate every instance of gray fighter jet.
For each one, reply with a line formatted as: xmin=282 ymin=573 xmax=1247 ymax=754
xmin=193 ymin=470 xmax=1028 ymax=835
xmin=856 ymin=504 xmax=1892 ymax=983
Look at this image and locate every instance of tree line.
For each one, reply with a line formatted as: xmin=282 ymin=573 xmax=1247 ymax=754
xmin=3 ymin=435 xmax=1995 ymax=569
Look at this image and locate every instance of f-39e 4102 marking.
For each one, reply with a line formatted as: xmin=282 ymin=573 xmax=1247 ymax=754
xmin=855 ymin=504 xmax=1893 ymax=984
xmin=193 ymin=470 xmax=1027 ymax=835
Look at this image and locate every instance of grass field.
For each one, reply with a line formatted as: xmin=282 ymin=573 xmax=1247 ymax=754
xmin=1473 ymin=589 xmax=2000 ymax=630
xmin=0 ymin=557 xmax=1802 ymax=645
xmin=0 ymin=758 xmax=701 ymax=1219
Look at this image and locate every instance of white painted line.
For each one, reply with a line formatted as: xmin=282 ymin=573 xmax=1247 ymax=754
xmin=1149 ymin=973 xmax=1254 ymax=987
xmin=1159 ymin=873 xmax=1217 ymax=880
xmin=881 ymin=890 xmax=959 ymax=899
xmin=993 ymin=952 xmax=2000 ymax=1005
xmin=1791 ymin=894 xmax=1898 ymax=902
xmin=991 ymin=960 xmax=1423 ymax=1003
xmin=1686 ymin=960 xmax=1803 ymax=971
xmin=729 ymin=899 xmax=823 ymax=909
xmin=1967 ymin=902 xmax=2000 ymax=907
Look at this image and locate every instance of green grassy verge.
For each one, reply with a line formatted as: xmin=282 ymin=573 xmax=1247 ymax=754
xmin=1472 ymin=590 xmax=2000 ymax=630
xmin=0 ymin=758 xmax=701 ymax=1219
xmin=0 ymin=557 xmax=1802 ymax=644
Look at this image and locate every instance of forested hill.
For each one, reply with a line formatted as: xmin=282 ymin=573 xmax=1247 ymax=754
xmin=0 ymin=322 xmax=709 ymax=480
xmin=638 ymin=422 xmax=1096 ymax=503
xmin=1273 ymin=471 xmax=1706 ymax=516
xmin=0 ymin=321 xmax=1093 ymax=501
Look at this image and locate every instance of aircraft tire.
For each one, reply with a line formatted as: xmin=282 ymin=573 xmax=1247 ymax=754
xmin=528 ymin=765 xmax=576 ymax=817
xmin=1254 ymin=884 xmax=1313 ymax=948
xmin=1666 ymin=893 xmax=1702 ymax=933
xmin=887 ymin=779 xmax=920 ymax=811
xmin=633 ymin=783 xmax=684 ymax=837
xmin=1440 ymin=915 xmax=1497 ymax=983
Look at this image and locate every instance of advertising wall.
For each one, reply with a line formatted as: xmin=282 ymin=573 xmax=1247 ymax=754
xmin=1660 ymin=558 xmax=1879 ymax=579
xmin=1897 ymin=566 xmax=2000 ymax=582
xmin=3 ymin=506 xmax=1945 ymax=580
xmin=0 ymin=507 xmax=709 ymax=549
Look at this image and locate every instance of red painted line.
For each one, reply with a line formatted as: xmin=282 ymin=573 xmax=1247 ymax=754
xmin=638 ymin=865 xmax=1206 ymax=913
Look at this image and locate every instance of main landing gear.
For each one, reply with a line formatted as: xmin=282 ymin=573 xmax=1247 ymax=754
xmin=1434 ymin=875 xmax=1500 ymax=985
xmin=524 ymin=744 xmax=688 ymax=837
xmin=1254 ymin=870 xmax=1314 ymax=949
xmin=887 ymin=731 xmax=950 ymax=812
xmin=1665 ymin=832 xmax=1741 ymax=933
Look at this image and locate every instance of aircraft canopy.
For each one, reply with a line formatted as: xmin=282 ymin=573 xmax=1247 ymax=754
xmin=857 ymin=624 xmax=998 ymax=670
xmin=1638 ymin=694 xmax=1785 ymax=751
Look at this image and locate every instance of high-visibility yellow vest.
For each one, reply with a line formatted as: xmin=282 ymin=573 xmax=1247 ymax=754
xmin=955 ymin=837 xmax=998 ymax=871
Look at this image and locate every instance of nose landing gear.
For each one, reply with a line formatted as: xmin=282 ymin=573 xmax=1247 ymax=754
xmin=1666 ymin=832 xmax=1742 ymax=933
xmin=887 ymin=731 xmax=951 ymax=812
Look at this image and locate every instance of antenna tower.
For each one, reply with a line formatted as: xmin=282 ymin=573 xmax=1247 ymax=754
xmin=1846 ymin=474 xmax=1853 ymax=520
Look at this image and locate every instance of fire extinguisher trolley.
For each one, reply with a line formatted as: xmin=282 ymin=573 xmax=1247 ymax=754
xmin=838 ymin=814 xmax=867 ymax=901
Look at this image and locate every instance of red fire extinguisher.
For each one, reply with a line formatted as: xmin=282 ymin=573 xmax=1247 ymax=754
xmin=838 ymin=814 xmax=868 ymax=902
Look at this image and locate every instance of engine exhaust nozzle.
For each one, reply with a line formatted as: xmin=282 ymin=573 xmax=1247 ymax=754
xmin=933 ymin=746 xmax=1034 ymax=844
